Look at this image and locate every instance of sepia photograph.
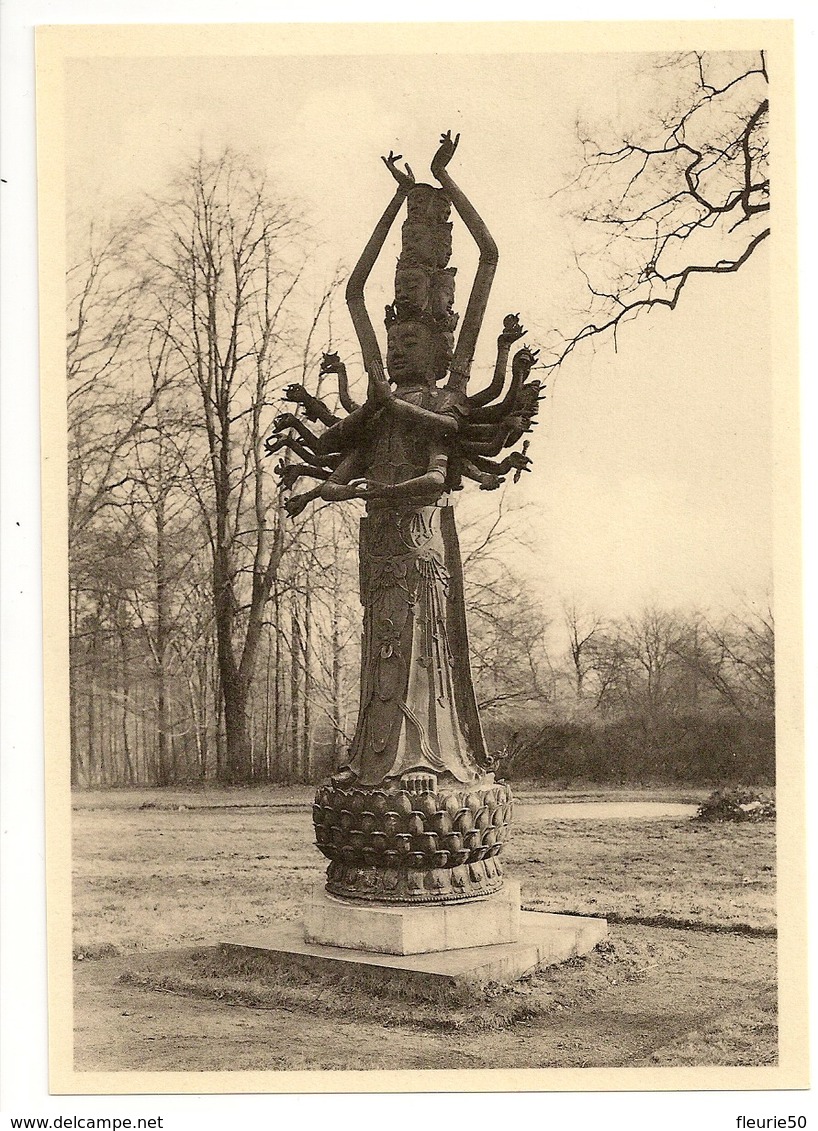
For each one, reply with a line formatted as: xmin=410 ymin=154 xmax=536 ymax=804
xmin=31 ymin=17 xmax=806 ymax=1095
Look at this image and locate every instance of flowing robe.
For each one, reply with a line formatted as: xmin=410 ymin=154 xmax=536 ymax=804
xmin=346 ymin=386 xmax=488 ymax=786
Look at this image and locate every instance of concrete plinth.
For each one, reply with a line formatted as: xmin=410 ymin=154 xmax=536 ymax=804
xmin=304 ymin=882 xmax=521 ymax=956
xmin=225 ymin=910 xmax=607 ymax=993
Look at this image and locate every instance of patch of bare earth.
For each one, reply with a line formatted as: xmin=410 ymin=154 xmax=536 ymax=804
xmin=71 ymin=788 xmax=776 ymax=1072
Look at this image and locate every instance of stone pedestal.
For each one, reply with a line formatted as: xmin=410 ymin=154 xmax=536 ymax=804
xmin=224 ymin=879 xmax=608 ymax=995
xmin=304 ymin=881 xmax=521 ymax=956
xmin=225 ymin=909 xmax=607 ymax=994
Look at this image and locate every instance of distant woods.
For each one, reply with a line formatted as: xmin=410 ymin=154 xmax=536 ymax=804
xmin=67 ymin=149 xmax=774 ymax=789
xmin=492 ymin=601 xmax=774 ymax=786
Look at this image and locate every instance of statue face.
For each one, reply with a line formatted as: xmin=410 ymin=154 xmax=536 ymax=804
xmin=400 ymin=223 xmax=439 ymax=268
xmin=431 ymin=271 xmax=456 ymax=318
xmin=394 ymin=266 xmax=430 ymax=311
xmin=406 ymin=184 xmax=451 ymax=224
xmin=433 ymin=330 xmax=455 ymax=381
xmin=386 ymin=322 xmax=435 ymax=385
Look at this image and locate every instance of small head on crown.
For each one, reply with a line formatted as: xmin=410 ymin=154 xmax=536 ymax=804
xmin=405 ymin=183 xmax=451 ymax=225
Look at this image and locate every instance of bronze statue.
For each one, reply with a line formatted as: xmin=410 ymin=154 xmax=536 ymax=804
xmin=267 ymin=133 xmax=541 ymax=903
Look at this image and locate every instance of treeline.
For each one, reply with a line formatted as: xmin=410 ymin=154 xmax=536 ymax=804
xmin=67 ymin=149 xmax=774 ymax=789
xmin=486 ymin=603 xmax=775 ymax=786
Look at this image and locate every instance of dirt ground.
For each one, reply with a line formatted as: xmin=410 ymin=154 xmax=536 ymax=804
xmin=71 ymin=787 xmax=777 ymax=1072
xmin=73 ymin=924 xmax=776 ymax=1071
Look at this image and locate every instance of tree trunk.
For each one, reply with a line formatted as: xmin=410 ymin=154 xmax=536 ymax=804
xmin=222 ymin=673 xmax=250 ymax=783
xmin=274 ymin=583 xmax=283 ymax=778
xmin=302 ymin=583 xmax=312 ymax=783
xmin=290 ymin=601 xmax=302 ymax=781
xmin=118 ymin=622 xmax=136 ymax=785
xmin=154 ymin=493 xmax=172 ymax=786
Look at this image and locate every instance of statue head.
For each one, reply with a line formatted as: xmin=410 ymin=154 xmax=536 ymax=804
xmin=386 ymin=320 xmax=436 ymax=386
xmin=394 ymin=265 xmax=431 ymax=314
xmin=430 ymin=268 xmax=456 ymax=319
xmin=432 ymin=329 xmax=455 ymax=382
xmin=406 ymin=183 xmax=451 ymax=225
xmin=400 ymin=220 xmax=452 ymax=269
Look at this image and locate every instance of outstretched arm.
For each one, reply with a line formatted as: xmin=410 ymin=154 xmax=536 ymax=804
xmin=471 ymin=450 xmax=532 ymax=477
xmin=277 ymin=462 xmax=334 ymax=490
xmin=286 ymin=450 xmax=367 ymax=517
xmin=432 ymin=132 xmax=498 ymax=391
xmin=388 ymin=396 xmax=460 ymax=436
xmin=266 ymin=432 xmax=341 ymax=468
xmin=460 ymin=457 xmax=502 ymax=491
xmin=346 ymin=151 xmax=414 ymax=378
xmin=465 ymin=346 xmax=541 ymax=424
xmin=353 ymin=449 xmax=449 ymax=504
xmin=284 ymin=382 xmax=340 ymax=428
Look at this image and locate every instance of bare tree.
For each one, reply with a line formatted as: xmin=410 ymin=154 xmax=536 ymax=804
xmin=67 ymin=222 xmax=174 ymax=544
xmin=547 ymin=50 xmax=769 ymax=369
xmin=677 ymin=600 xmax=774 ymax=719
xmin=562 ymin=598 xmax=603 ymax=700
xmin=139 ymin=151 xmax=340 ymax=781
xmin=587 ymin=606 xmax=691 ymax=719
xmin=458 ymin=491 xmax=554 ymax=718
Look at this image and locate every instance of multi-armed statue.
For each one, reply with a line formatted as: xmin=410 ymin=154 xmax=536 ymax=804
xmin=267 ymin=132 xmax=541 ymax=904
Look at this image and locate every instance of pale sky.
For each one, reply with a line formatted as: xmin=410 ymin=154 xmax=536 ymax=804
xmin=64 ymin=44 xmax=773 ymax=618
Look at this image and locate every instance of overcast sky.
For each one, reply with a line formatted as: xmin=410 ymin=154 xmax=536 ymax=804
xmin=63 ymin=42 xmax=773 ymax=619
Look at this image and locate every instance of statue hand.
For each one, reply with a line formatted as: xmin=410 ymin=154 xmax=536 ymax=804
xmin=274 ymin=412 xmax=299 ymax=432
xmin=508 ymin=409 xmax=537 ymax=430
xmin=347 ymin=477 xmax=391 ymax=500
xmin=508 ymin=451 xmax=532 ymax=472
xmin=512 ymin=440 xmax=532 ymax=483
xmin=431 ymin=130 xmax=460 ymax=179
xmin=499 ymin=313 xmax=526 ymax=346
xmin=285 ymin=383 xmax=308 ymax=404
xmin=319 ymin=351 xmax=343 ymax=375
xmin=367 ymin=360 xmax=392 ymax=405
xmin=347 ymin=478 xmax=371 ymax=498
xmin=381 ymin=150 xmax=415 ymax=192
xmin=278 ymin=463 xmax=304 ymax=490
xmin=512 ymin=345 xmax=540 ymax=379
xmin=285 ymin=492 xmax=311 ymax=517
xmin=479 ymin=473 xmax=503 ymax=492
xmin=284 ymin=384 xmax=321 ymax=422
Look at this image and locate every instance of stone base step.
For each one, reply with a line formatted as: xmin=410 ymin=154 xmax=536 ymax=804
xmin=224 ymin=910 xmax=608 ymax=993
xmin=304 ymin=881 xmax=521 ymax=955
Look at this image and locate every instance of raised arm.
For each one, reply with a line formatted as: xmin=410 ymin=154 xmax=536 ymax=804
xmin=468 ymin=314 xmax=526 ymax=408
xmin=431 ymin=132 xmax=498 ymax=391
xmin=346 ymin=151 xmax=414 ymax=378
xmin=320 ymin=352 xmax=359 ymax=415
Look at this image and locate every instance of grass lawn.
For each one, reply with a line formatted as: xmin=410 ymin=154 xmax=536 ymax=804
xmin=70 ymin=785 xmax=777 ymax=1072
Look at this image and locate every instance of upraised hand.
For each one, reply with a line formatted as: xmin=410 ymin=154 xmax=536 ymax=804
xmin=319 ymin=351 xmax=343 ymax=375
xmin=513 ymin=441 xmax=532 ymax=483
xmin=285 ymin=383 xmax=309 ymax=404
xmin=512 ymin=345 xmax=540 ymax=379
xmin=274 ymin=412 xmax=300 ymax=432
xmin=507 ymin=450 xmax=532 ymax=472
xmin=381 ymin=150 xmax=415 ymax=192
xmin=431 ymin=130 xmax=460 ymax=180
xmin=499 ymin=313 xmax=526 ymax=346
